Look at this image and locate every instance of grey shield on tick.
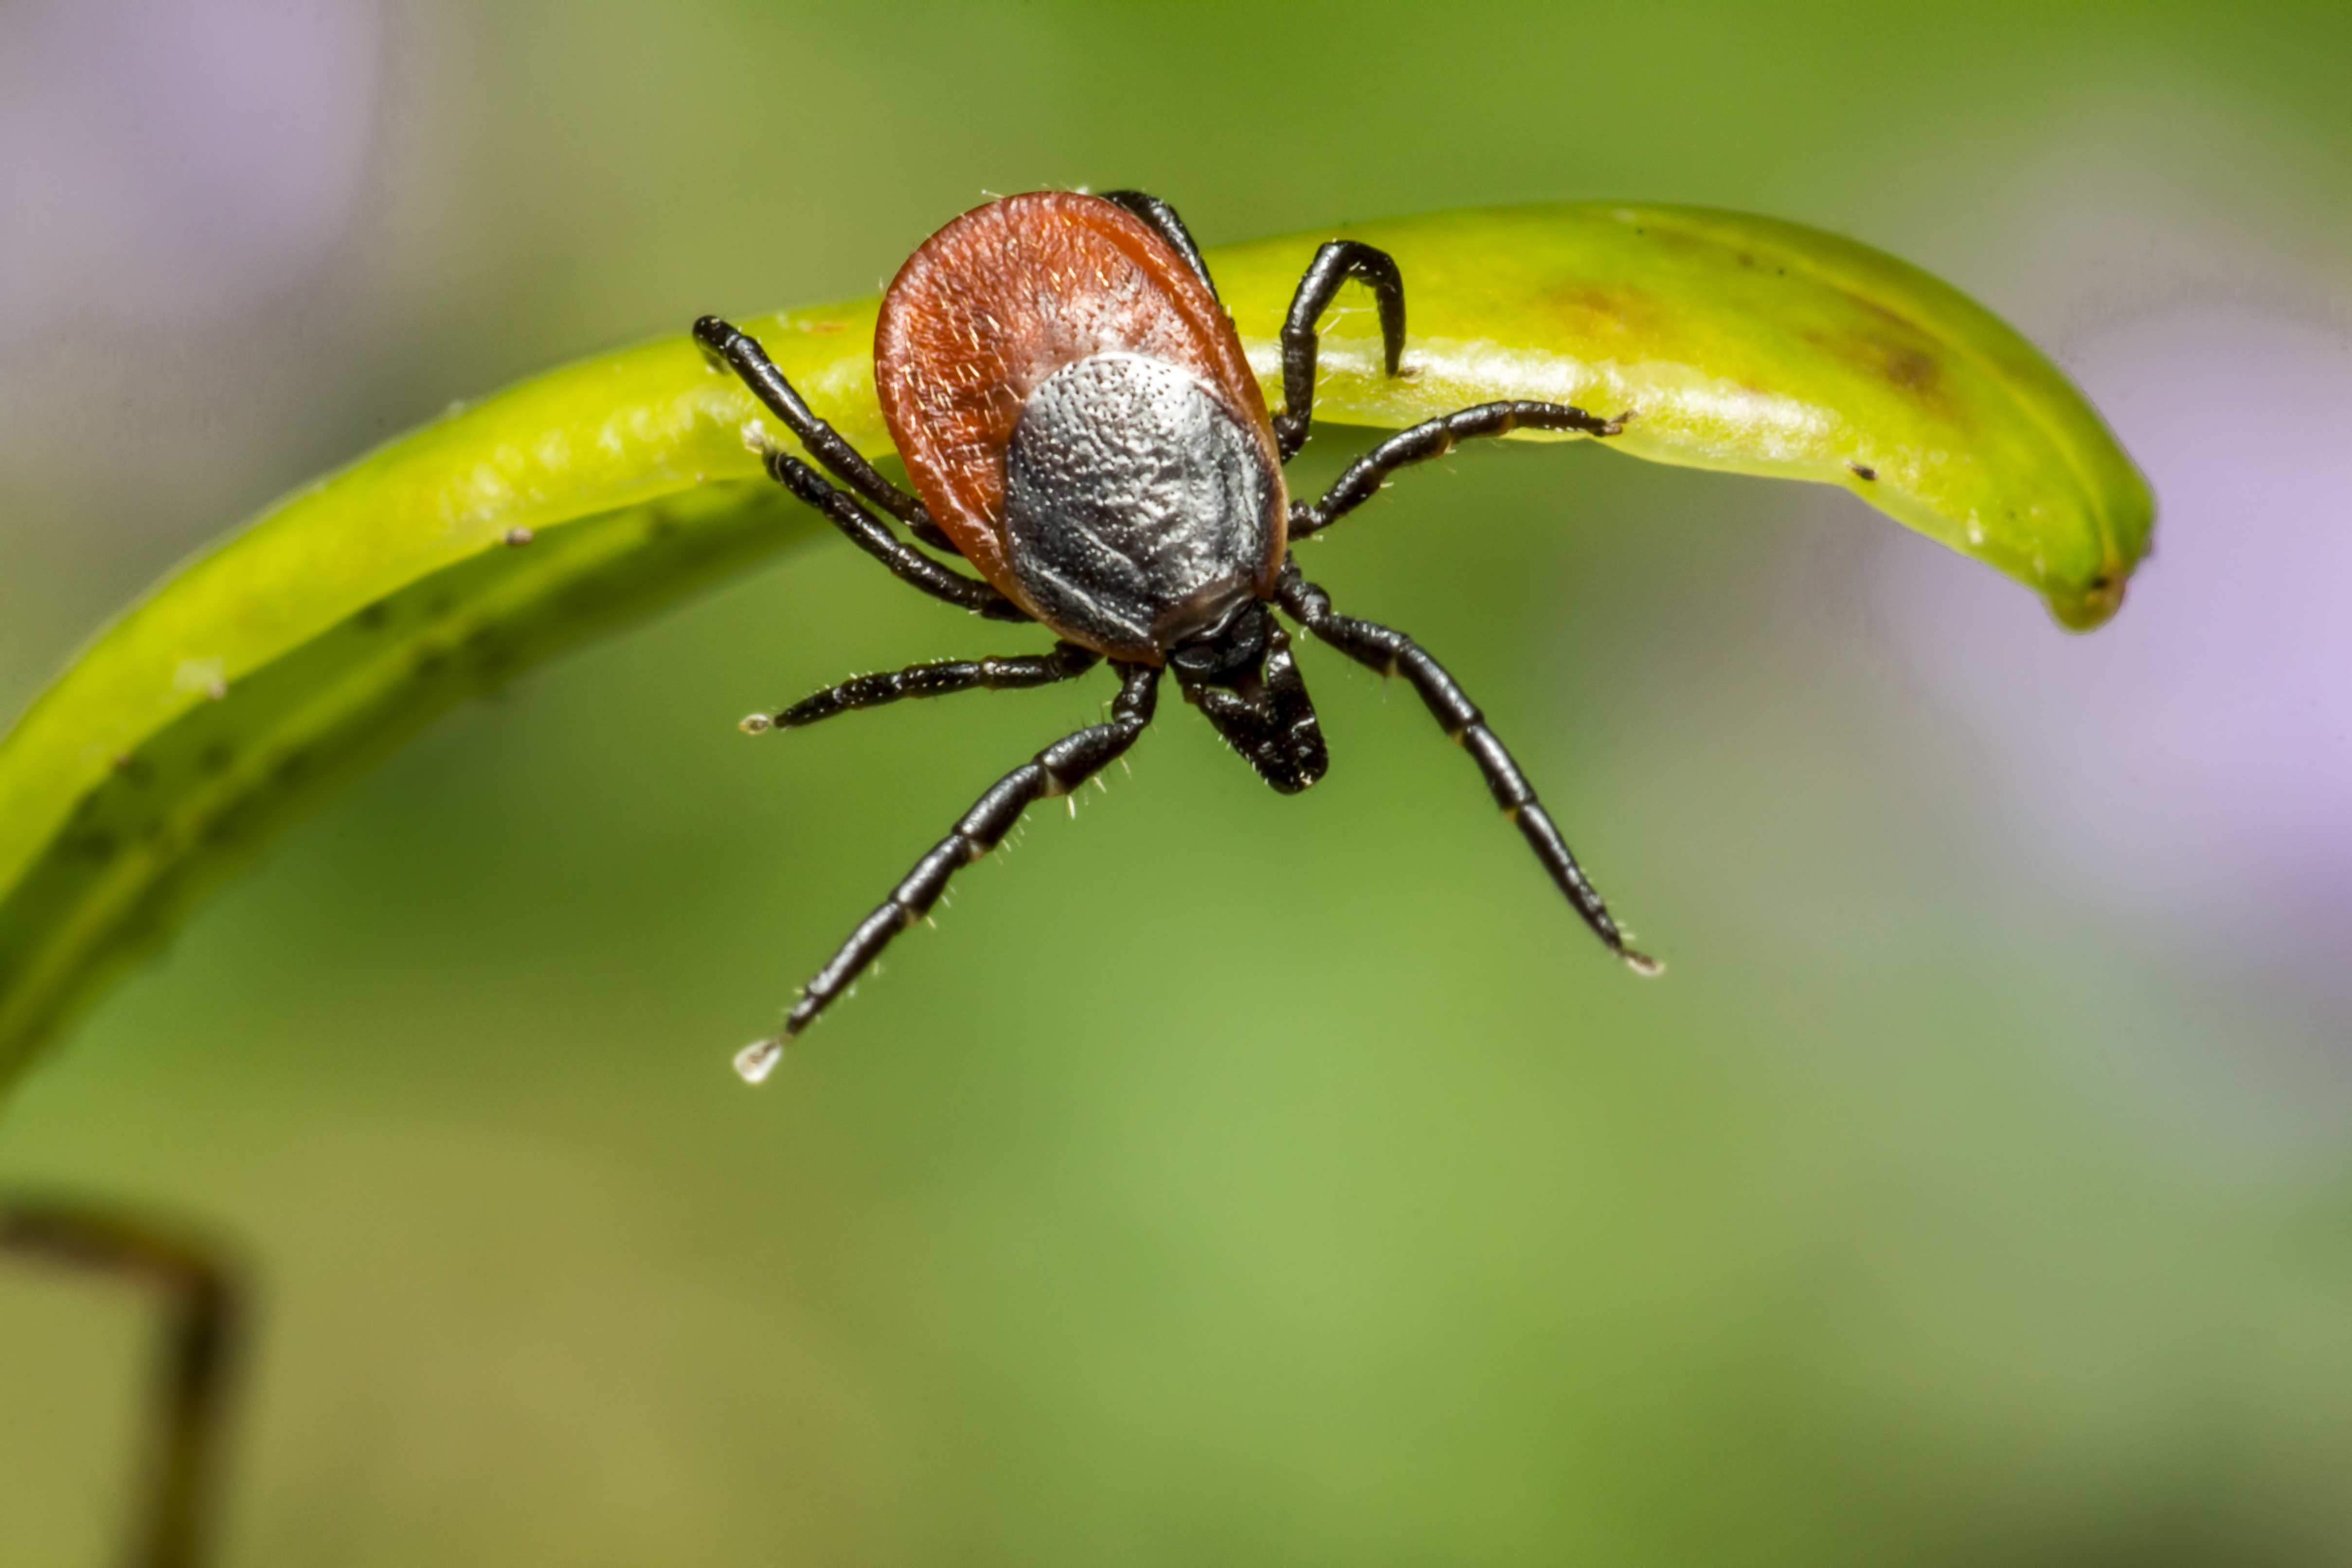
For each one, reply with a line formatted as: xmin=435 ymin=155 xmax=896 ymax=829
xmin=1001 ymin=351 xmax=1275 ymax=653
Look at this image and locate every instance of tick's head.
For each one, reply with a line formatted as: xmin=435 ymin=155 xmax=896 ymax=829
xmin=1166 ymin=596 xmax=1274 ymax=687
xmin=1168 ymin=599 xmax=1328 ymax=794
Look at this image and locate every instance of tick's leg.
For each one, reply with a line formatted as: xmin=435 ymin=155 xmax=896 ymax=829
xmin=765 ymin=453 xmax=1030 ymax=623
xmin=1292 ymin=401 xmax=1632 ymax=540
xmin=1275 ymin=562 xmax=1657 ymax=974
xmin=692 ymin=314 xmax=961 ymax=555
xmin=744 ymin=641 xmax=1102 ymax=733
xmin=1099 ymin=189 xmax=1220 ymax=300
xmin=3 ymin=1198 xmax=243 ymax=1568
xmin=736 ymin=661 xmax=1163 ymax=1079
xmin=1275 ymin=240 xmax=1407 ymax=463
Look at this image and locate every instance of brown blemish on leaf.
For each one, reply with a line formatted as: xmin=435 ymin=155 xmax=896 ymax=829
xmin=2049 ymin=572 xmax=2127 ymax=632
xmin=1802 ymin=323 xmax=1949 ymax=408
xmin=1876 ymin=341 xmax=1939 ymax=392
xmin=1849 ymin=462 xmax=1877 ymax=482
xmin=1855 ymin=295 xmax=1925 ymax=332
xmin=1542 ymin=282 xmax=1660 ymax=352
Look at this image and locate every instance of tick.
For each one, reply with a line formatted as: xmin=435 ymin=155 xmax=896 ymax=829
xmin=697 ymin=189 xmax=1656 ymax=1082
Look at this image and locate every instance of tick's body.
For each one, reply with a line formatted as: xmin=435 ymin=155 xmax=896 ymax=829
xmin=879 ymin=193 xmax=1286 ymax=659
xmin=698 ymin=190 xmax=1654 ymax=1079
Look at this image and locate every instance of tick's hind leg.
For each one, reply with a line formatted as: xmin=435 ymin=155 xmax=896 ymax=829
xmin=1275 ymin=240 xmax=1408 ymax=462
xmin=744 ymin=641 xmax=1102 ymax=733
xmin=1099 ymin=189 xmax=1219 ymax=299
xmin=1292 ymin=401 xmax=1631 ymax=540
xmin=736 ymin=661 xmax=1163 ymax=1081
xmin=693 ymin=314 xmax=960 ymax=555
xmin=1275 ymin=561 xmax=1657 ymax=974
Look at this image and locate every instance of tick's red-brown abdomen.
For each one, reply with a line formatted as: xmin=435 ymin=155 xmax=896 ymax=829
xmin=874 ymin=191 xmax=1287 ymax=656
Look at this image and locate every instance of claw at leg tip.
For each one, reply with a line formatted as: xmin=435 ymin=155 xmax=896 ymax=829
xmin=734 ymin=1037 xmax=785 ymax=1084
xmin=738 ymin=713 xmax=774 ymax=735
xmin=1621 ymin=949 xmax=1665 ymax=979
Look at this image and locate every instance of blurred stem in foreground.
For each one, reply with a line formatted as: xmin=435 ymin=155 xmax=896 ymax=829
xmin=1 ymin=1197 xmax=245 ymax=1568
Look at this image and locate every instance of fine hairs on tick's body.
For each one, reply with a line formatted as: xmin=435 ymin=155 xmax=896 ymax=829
xmin=696 ymin=189 xmax=1657 ymax=1083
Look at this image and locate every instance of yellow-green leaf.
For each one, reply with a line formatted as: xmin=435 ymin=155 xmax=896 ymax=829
xmin=0 ymin=203 xmax=2152 ymax=1093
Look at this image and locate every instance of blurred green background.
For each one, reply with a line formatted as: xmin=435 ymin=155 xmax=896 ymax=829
xmin=4 ymin=1 xmax=2352 ymax=1563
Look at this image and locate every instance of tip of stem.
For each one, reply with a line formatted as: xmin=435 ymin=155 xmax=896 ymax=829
xmin=734 ymin=1037 xmax=784 ymax=1084
xmin=738 ymin=713 xmax=774 ymax=735
xmin=1621 ymin=949 xmax=1665 ymax=978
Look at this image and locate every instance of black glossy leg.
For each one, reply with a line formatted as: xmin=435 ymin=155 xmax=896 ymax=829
xmin=765 ymin=452 xmax=1030 ymax=623
xmin=1275 ymin=562 xmax=1657 ymax=974
xmin=1275 ymin=239 xmax=1407 ymax=463
xmin=737 ymin=661 xmax=1164 ymax=1077
xmin=2 ymin=1198 xmax=243 ymax=1568
xmin=1173 ymin=624 xmax=1327 ymax=793
xmin=1099 ymin=189 xmax=1219 ymax=300
xmin=1292 ymin=400 xmax=1631 ymax=540
xmin=693 ymin=314 xmax=962 ymax=555
xmin=745 ymin=641 xmax=1103 ymax=733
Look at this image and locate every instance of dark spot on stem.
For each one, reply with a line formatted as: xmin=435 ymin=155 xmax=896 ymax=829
xmin=1881 ymin=345 xmax=1938 ymax=392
